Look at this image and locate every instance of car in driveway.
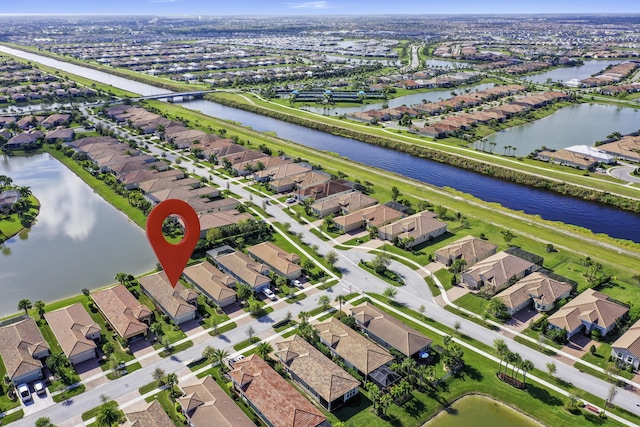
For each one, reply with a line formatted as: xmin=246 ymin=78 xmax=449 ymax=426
xmin=33 ymin=380 xmax=46 ymax=396
xmin=291 ymin=279 xmax=303 ymax=288
xmin=17 ymin=383 xmax=31 ymax=403
xmin=263 ymin=288 xmax=277 ymax=301
xmin=286 ymin=197 xmax=296 ymax=203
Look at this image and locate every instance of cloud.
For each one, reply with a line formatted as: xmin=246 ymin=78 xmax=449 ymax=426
xmin=286 ymin=1 xmax=329 ymax=9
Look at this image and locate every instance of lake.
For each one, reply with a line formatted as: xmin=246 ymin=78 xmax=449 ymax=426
xmin=0 ymin=154 xmax=156 ymax=317
xmin=425 ymin=395 xmax=541 ymax=427
xmin=524 ymin=59 xmax=622 ymax=84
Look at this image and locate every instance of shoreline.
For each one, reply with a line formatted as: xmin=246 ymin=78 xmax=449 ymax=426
xmin=0 ymin=194 xmax=40 ymax=245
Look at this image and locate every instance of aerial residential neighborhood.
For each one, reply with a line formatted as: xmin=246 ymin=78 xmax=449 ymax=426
xmin=1 ymin=6 xmax=640 ymax=427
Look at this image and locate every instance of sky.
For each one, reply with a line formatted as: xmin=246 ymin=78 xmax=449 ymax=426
xmin=1 ymin=0 xmax=639 ymax=15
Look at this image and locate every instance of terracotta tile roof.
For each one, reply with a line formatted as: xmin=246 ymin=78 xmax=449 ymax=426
xmin=0 ymin=318 xmax=49 ymax=380
xmin=434 ymin=235 xmax=498 ymax=265
xmin=378 ymin=211 xmax=447 ymax=241
xmin=229 ymin=355 xmax=327 ymax=427
xmin=612 ymin=319 xmax=640 ymax=358
xmin=462 ymin=251 xmax=535 ymax=290
xmin=253 ymin=163 xmax=311 ymax=181
xmin=183 ymin=262 xmax=237 ymax=302
xmin=350 ymin=302 xmax=432 ymax=357
xmin=91 ymin=285 xmax=151 ymax=340
xmin=126 ymin=400 xmax=174 ymax=427
xmin=216 ymin=251 xmax=271 ymax=289
xmin=270 ymin=170 xmax=331 ymax=191
xmin=138 ymin=177 xmax=199 ymax=194
xmin=494 ymin=272 xmax=573 ymax=311
xmin=548 ymin=289 xmax=628 ymax=333
xmin=333 ymin=204 xmax=404 ymax=230
xmin=273 ymin=335 xmax=360 ymax=403
xmin=138 ymin=272 xmax=198 ymax=319
xmin=314 ymin=318 xmax=393 ymax=375
xmin=198 ymin=210 xmax=253 ymax=232
xmin=179 ymin=376 xmax=255 ymax=427
xmin=44 ymin=303 xmax=101 ymax=359
xmin=247 ymin=242 xmax=302 ymax=277
xmin=310 ymin=191 xmax=377 ymax=215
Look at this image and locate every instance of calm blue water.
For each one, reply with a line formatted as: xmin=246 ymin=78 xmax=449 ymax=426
xmin=182 ymin=99 xmax=640 ymax=243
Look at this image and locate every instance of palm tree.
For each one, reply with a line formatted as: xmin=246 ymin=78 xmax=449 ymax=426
xmin=256 ymin=342 xmax=273 ymax=359
xmin=17 ymin=186 xmax=32 ymax=198
xmin=379 ymin=392 xmax=393 ymax=416
xmin=202 ymin=345 xmax=216 ymax=361
xmin=443 ymin=335 xmax=452 ymax=351
xmin=383 ymin=286 xmax=397 ymax=302
xmin=150 ymin=321 xmax=163 ymax=340
xmin=493 ymin=339 xmax=509 ymax=374
xmin=298 ymin=311 xmax=310 ymax=325
xmin=213 ymin=348 xmax=230 ymax=370
xmin=35 ymin=300 xmax=46 ymax=319
xmin=335 ymin=295 xmax=347 ymax=312
xmin=18 ymin=298 xmax=32 ymax=315
xmin=510 ymin=352 xmax=522 ymax=380
xmin=46 ymin=352 xmax=67 ymax=375
xmin=96 ymin=402 xmax=123 ymax=427
xmin=35 ymin=417 xmax=57 ymax=427
xmin=164 ymin=372 xmax=178 ymax=395
xmin=152 ymin=367 xmax=166 ymax=383
xmin=521 ymin=359 xmax=534 ymax=385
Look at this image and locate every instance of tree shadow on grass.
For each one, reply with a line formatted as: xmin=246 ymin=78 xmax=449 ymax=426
xmin=526 ymin=382 xmax=563 ymax=406
xmin=403 ymin=397 xmax=426 ymax=419
xmin=459 ymin=364 xmax=483 ymax=382
xmin=583 ymin=412 xmax=606 ymax=425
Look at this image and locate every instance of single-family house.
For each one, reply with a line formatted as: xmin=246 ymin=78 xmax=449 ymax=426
xmin=215 ymin=251 xmax=271 ymax=292
xmin=548 ymin=289 xmax=628 ymax=339
xmin=377 ymin=211 xmax=447 ymax=248
xmin=351 ymin=302 xmax=433 ymax=358
xmin=295 ymin=181 xmax=353 ymax=202
xmin=41 ymin=113 xmax=70 ymax=129
xmin=178 ymin=375 xmax=255 ymax=427
xmin=232 ymin=155 xmax=293 ymax=177
xmin=138 ymin=272 xmax=198 ymax=325
xmin=269 ymin=170 xmax=331 ymax=193
xmin=0 ymin=317 xmax=50 ymax=384
xmin=44 ymin=303 xmax=101 ymax=365
xmin=183 ymin=262 xmax=237 ymax=308
xmin=434 ymin=235 xmax=498 ymax=266
xmin=229 ymin=354 xmax=329 ymax=427
xmin=310 ymin=191 xmax=377 ymax=218
xmin=253 ymin=163 xmax=311 ymax=183
xmin=197 ymin=209 xmax=253 ymax=239
xmin=333 ymin=204 xmax=405 ymax=233
xmin=273 ymin=335 xmax=360 ymax=412
xmin=0 ymin=189 xmax=20 ymax=212
xmin=611 ymin=319 xmax=640 ymax=371
xmin=247 ymin=242 xmax=302 ymax=280
xmin=5 ymin=131 xmax=43 ymax=149
xmin=535 ymin=149 xmax=599 ymax=170
xmin=461 ymin=251 xmax=537 ymax=293
xmin=494 ymin=272 xmax=573 ymax=316
xmin=314 ymin=317 xmax=394 ymax=379
xmin=44 ymin=128 xmax=75 ymax=143
xmin=91 ymin=285 xmax=152 ymax=342
xmin=126 ymin=400 xmax=175 ymax=427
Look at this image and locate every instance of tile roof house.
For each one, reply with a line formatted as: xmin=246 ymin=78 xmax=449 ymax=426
xmin=44 ymin=128 xmax=75 ymax=143
xmin=44 ymin=303 xmax=102 ymax=365
xmin=611 ymin=319 xmax=640 ymax=371
xmin=253 ymin=162 xmax=312 ymax=183
xmin=178 ymin=375 xmax=255 ymax=427
xmin=314 ymin=317 xmax=394 ymax=378
xmin=229 ymin=354 xmax=329 ymax=427
xmin=548 ymin=289 xmax=628 ymax=339
xmin=333 ymin=204 xmax=405 ymax=233
xmin=137 ymin=272 xmax=198 ymax=325
xmin=126 ymin=399 xmax=175 ymax=427
xmin=269 ymin=170 xmax=332 ymax=194
xmin=91 ymin=285 xmax=152 ymax=342
xmin=295 ymin=181 xmax=353 ymax=202
xmin=197 ymin=209 xmax=253 ymax=239
xmin=434 ymin=235 xmax=498 ymax=266
xmin=247 ymin=242 xmax=302 ymax=280
xmin=273 ymin=335 xmax=360 ymax=412
xmin=494 ymin=272 xmax=573 ymax=316
xmin=310 ymin=191 xmax=377 ymax=218
xmin=461 ymin=251 xmax=537 ymax=294
xmin=350 ymin=302 xmax=432 ymax=358
xmin=182 ymin=262 xmax=237 ymax=308
xmin=0 ymin=189 xmax=20 ymax=211
xmin=215 ymin=251 xmax=271 ymax=293
xmin=377 ymin=211 xmax=448 ymax=249
xmin=0 ymin=317 xmax=50 ymax=384
xmin=535 ymin=149 xmax=599 ymax=170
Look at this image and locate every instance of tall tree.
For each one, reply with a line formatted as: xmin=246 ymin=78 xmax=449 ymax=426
xmin=335 ymin=295 xmax=347 ymax=312
xmin=318 ymin=295 xmax=330 ymax=310
xmin=521 ymin=359 xmax=534 ymax=385
xmin=256 ymin=342 xmax=273 ymax=359
xmin=35 ymin=300 xmax=46 ymax=319
xmin=383 ymin=286 xmax=397 ymax=302
xmin=18 ymin=298 xmax=32 ymax=315
xmin=493 ymin=339 xmax=509 ymax=374
xmin=96 ymin=402 xmax=124 ymax=427
xmin=325 ymin=251 xmax=339 ymax=269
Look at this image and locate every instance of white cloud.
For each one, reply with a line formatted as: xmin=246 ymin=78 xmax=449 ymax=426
xmin=286 ymin=1 xmax=329 ymax=9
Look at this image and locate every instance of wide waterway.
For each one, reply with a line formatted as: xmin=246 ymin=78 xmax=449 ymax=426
xmin=0 ymin=154 xmax=156 ymax=317
xmin=524 ymin=59 xmax=622 ymax=84
xmin=181 ymin=99 xmax=640 ymax=243
xmin=3 ymin=46 xmax=640 ymax=243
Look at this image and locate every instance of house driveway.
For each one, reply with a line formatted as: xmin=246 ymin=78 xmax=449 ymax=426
xmin=562 ymin=333 xmax=594 ymax=359
xmin=505 ymin=307 xmax=542 ymax=333
xmin=446 ymin=285 xmax=470 ymax=304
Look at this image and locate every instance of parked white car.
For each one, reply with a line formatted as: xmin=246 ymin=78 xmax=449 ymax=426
xmin=263 ymin=288 xmax=277 ymax=301
xmin=17 ymin=383 xmax=31 ymax=403
xmin=292 ymin=279 xmax=303 ymax=288
xmin=33 ymin=380 xmax=46 ymax=396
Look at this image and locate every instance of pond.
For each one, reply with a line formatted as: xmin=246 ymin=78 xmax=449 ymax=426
xmin=0 ymin=153 xmax=156 ymax=317
xmin=524 ymin=59 xmax=623 ymax=84
xmin=425 ymin=395 xmax=541 ymax=427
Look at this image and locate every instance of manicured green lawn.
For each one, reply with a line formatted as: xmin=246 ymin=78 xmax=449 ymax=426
xmin=0 ymin=195 xmax=39 ymax=244
xmin=434 ymin=269 xmax=453 ymax=291
xmin=52 ymin=384 xmax=86 ymax=403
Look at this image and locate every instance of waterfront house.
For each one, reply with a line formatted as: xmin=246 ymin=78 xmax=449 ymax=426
xmin=91 ymin=285 xmax=152 ymax=343
xmin=611 ymin=319 xmax=640 ymax=371
xmin=0 ymin=189 xmax=20 ymax=212
xmin=247 ymin=242 xmax=302 ymax=280
xmin=182 ymin=262 xmax=237 ymax=308
xmin=138 ymin=272 xmax=198 ymax=325
xmin=461 ymin=251 xmax=537 ymax=293
xmin=434 ymin=235 xmax=498 ymax=266
xmin=44 ymin=303 xmax=101 ymax=365
xmin=535 ymin=149 xmax=598 ymax=170
xmin=333 ymin=204 xmax=405 ymax=233
xmin=494 ymin=272 xmax=573 ymax=316
xmin=377 ymin=211 xmax=448 ymax=248
xmin=44 ymin=128 xmax=75 ymax=143
xmin=0 ymin=317 xmax=50 ymax=384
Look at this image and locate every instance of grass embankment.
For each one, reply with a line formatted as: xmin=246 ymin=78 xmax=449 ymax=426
xmin=208 ymin=91 xmax=640 ymax=204
xmin=0 ymin=195 xmax=40 ymax=244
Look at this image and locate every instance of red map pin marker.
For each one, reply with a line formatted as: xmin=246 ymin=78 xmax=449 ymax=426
xmin=146 ymin=199 xmax=200 ymax=288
